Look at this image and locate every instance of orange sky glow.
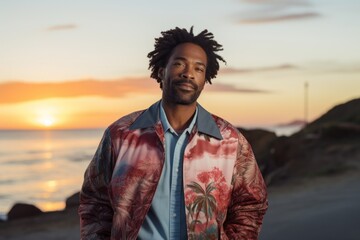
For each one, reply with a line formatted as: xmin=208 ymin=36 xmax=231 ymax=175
xmin=1 ymin=1 xmax=359 ymax=130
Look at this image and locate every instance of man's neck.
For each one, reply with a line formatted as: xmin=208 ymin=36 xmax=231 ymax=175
xmin=161 ymin=101 xmax=197 ymax=133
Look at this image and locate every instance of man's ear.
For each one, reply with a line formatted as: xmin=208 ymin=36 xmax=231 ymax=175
xmin=158 ymin=68 xmax=165 ymax=79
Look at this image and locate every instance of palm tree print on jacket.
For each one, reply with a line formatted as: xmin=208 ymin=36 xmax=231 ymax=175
xmin=185 ymin=167 xmax=230 ymax=239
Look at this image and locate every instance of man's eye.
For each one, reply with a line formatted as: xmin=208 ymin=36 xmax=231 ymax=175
xmin=173 ymin=62 xmax=183 ymax=66
xmin=196 ymin=67 xmax=205 ymax=72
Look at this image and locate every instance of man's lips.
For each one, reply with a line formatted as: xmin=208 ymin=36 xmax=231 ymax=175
xmin=174 ymin=80 xmax=197 ymax=91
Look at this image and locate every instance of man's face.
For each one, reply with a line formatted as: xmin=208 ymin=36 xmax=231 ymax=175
xmin=159 ymin=42 xmax=207 ymax=105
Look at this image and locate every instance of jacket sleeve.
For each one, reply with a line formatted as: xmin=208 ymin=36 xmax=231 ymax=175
xmin=224 ymin=133 xmax=268 ymax=240
xmin=78 ymin=128 xmax=115 ymax=240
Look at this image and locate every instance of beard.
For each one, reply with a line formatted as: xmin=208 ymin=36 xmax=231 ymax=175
xmin=162 ymin=79 xmax=203 ymax=105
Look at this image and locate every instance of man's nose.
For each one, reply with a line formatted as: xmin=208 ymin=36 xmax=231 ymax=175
xmin=180 ymin=66 xmax=194 ymax=80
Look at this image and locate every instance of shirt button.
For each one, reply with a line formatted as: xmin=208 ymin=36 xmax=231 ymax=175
xmin=173 ymin=213 xmax=177 ymax=217
xmin=176 ymin=168 xmax=179 ymax=172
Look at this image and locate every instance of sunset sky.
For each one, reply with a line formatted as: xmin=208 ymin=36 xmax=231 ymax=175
xmin=1 ymin=0 xmax=359 ymax=130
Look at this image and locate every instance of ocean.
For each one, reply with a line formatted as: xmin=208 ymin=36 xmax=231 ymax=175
xmin=0 ymin=129 xmax=104 ymax=220
xmin=0 ymin=125 xmax=301 ymax=220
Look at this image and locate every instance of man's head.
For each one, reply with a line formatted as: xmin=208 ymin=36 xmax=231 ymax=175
xmin=148 ymin=26 xmax=226 ymax=88
xmin=158 ymin=42 xmax=207 ymax=105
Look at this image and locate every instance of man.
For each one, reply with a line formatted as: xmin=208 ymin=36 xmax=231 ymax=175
xmin=79 ymin=27 xmax=268 ymax=239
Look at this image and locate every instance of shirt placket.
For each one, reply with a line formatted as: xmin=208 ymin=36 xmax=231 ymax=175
xmin=169 ymin=132 xmax=187 ymax=239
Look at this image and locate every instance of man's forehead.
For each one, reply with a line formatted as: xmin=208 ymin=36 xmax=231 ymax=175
xmin=169 ymin=43 xmax=207 ymax=63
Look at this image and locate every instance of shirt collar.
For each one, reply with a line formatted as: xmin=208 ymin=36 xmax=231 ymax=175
xmin=159 ymin=102 xmax=198 ymax=135
xmin=129 ymin=100 xmax=223 ymax=140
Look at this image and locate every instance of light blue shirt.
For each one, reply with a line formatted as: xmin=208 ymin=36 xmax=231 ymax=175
xmin=138 ymin=103 xmax=198 ymax=240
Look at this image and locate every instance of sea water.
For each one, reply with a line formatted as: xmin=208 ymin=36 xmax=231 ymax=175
xmin=0 ymin=129 xmax=104 ymax=220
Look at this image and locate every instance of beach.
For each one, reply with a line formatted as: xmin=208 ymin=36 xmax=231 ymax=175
xmin=1 ymin=171 xmax=359 ymax=239
xmin=0 ymin=208 xmax=79 ymax=240
xmin=260 ymin=171 xmax=360 ymax=240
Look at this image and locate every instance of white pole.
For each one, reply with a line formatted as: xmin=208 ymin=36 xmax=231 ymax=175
xmin=304 ymin=81 xmax=309 ymax=126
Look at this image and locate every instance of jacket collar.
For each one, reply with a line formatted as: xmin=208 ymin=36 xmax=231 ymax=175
xmin=129 ymin=100 xmax=223 ymax=140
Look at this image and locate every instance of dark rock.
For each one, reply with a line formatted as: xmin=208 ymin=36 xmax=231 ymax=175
xmin=7 ymin=203 xmax=43 ymax=220
xmin=321 ymin=123 xmax=360 ymax=139
xmin=65 ymin=192 xmax=80 ymax=209
xmin=238 ymin=128 xmax=278 ymax=176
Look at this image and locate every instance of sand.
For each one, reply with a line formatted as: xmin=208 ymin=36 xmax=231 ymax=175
xmin=1 ymin=172 xmax=359 ymax=240
xmin=0 ymin=208 xmax=79 ymax=240
xmin=260 ymin=171 xmax=360 ymax=240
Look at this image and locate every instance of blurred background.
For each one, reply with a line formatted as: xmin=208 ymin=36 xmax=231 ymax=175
xmin=0 ymin=0 xmax=359 ymax=239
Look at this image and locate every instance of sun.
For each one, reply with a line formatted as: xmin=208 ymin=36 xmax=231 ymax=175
xmin=28 ymin=103 xmax=64 ymax=129
xmin=38 ymin=115 xmax=55 ymax=128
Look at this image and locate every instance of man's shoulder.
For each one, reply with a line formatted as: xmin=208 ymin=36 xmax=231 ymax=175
xmin=106 ymin=110 xmax=145 ymax=133
xmin=211 ymin=114 xmax=249 ymax=145
xmin=209 ymin=113 xmax=249 ymax=142
xmin=210 ymin=113 xmax=240 ymax=134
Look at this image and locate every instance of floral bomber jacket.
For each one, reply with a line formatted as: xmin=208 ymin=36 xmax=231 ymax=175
xmin=79 ymin=101 xmax=268 ymax=240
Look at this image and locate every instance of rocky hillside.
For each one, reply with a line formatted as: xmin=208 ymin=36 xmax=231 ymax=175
xmin=240 ymin=98 xmax=360 ymax=185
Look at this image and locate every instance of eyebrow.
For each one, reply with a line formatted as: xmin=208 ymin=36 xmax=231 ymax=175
xmin=174 ymin=56 xmax=207 ymax=68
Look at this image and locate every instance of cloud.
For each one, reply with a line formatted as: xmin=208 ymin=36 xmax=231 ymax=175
xmin=241 ymin=0 xmax=310 ymax=7
xmin=327 ymin=66 xmax=360 ymax=73
xmin=237 ymin=0 xmax=320 ymax=24
xmin=303 ymin=62 xmax=360 ymax=74
xmin=221 ymin=64 xmax=297 ymax=74
xmin=239 ymin=12 xmax=319 ymax=24
xmin=206 ymin=83 xmax=270 ymax=93
xmin=0 ymin=77 xmax=269 ymax=104
xmin=46 ymin=24 xmax=77 ymax=31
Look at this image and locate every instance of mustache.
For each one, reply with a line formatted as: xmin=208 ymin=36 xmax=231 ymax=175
xmin=174 ymin=79 xmax=198 ymax=90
